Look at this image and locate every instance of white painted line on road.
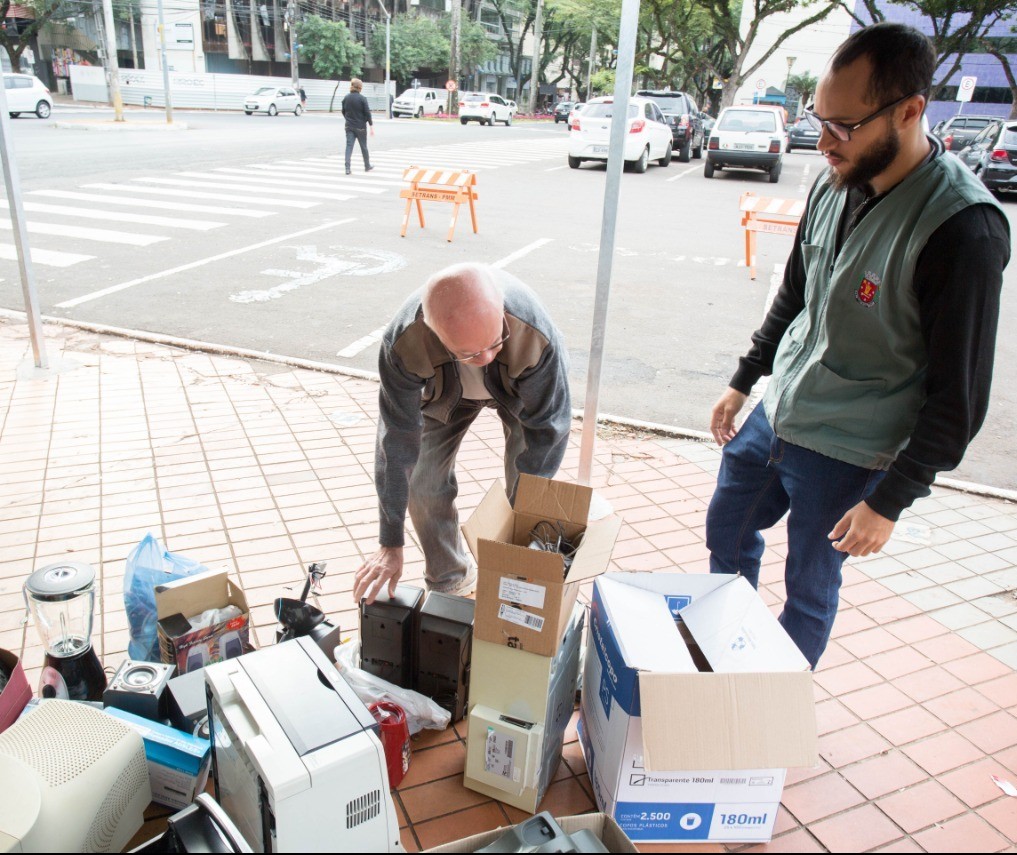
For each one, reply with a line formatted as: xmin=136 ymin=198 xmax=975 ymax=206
xmin=83 ymin=183 xmax=319 ymax=209
xmin=0 ymin=201 xmax=226 ymax=231
xmin=666 ymin=163 xmax=702 ymax=183
xmin=30 ymin=190 xmax=275 ymax=218
xmin=545 ymin=165 xmax=567 ymax=172
xmin=744 ymin=262 xmax=785 ymax=416
xmin=56 ymin=218 xmax=356 ymax=309
xmin=143 ymin=175 xmax=354 ymax=202
xmin=0 ymin=219 xmax=167 ymax=246
xmin=210 ymin=168 xmax=385 ymax=194
xmin=337 ymin=325 xmax=387 ymax=358
xmin=0 ymin=244 xmax=93 ymax=267
xmin=491 ymin=238 xmax=553 ymax=270
xmin=798 ymin=162 xmax=813 ymax=194
xmin=253 ymin=163 xmax=405 ymax=187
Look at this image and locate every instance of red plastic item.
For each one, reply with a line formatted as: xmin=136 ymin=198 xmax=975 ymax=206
xmin=369 ymin=701 xmax=411 ymax=788
xmin=0 ymin=649 xmax=32 ymax=733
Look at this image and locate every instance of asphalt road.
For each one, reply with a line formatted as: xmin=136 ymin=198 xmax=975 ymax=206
xmin=2 ymin=105 xmax=1016 ymax=491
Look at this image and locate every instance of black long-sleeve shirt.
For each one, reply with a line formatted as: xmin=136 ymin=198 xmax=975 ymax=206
xmin=731 ymin=153 xmax=1010 ymax=521
xmin=341 ymin=91 xmax=373 ymax=131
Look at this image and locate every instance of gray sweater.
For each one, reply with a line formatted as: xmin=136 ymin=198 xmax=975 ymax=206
xmin=375 ymin=272 xmax=572 ymax=547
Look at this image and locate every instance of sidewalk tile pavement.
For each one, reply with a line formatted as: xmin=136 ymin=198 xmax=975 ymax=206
xmin=1 ymin=318 xmax=1016 ymax=852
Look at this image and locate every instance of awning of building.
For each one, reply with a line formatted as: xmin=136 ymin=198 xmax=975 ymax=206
xmin=6 ymin=5 xmax=36 ymax=20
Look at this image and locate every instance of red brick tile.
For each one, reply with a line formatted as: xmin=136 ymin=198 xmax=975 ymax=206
xmin=814 ymin=698 xmax=860 ymax=736
xmin=780 ymin=772 xmax=865 ymax=824
xmin=785 ymin=759 xmax=832 ymax=786
xmin=979 ymin=796 xmax=1017 ymax=842
xmin=742 ymin=828 xmax=825 ymax=852
xmin=819 ymin=724 xmax=891 ymax=768
xmin=398 ymin=741 xmax=466 ymax=790
xmin=894 ymin=666 xmax=967 ymax=703
xmin=399 ymin=826 xmax=421 ymax=852
xmin=872 ymin=838 xmax=927 ymax=853
xmin=956 ymin=710 xmax=1017 ymax=754
xmin=813 ymin=661 xmax=883 ymax=695
xmin=913 ymin=633 xmax=982 ymax=664
xmin=925 ymin=687 xmax=1001 ymax=727
xmin=902 ymin=731 xmax=985 ymax=776
xmin=875 ymin=780 xmax=967 ymax=833
xmin=413 ymin=802 xmax=508 ymax=849
xmin=530 ymin=776 xmax=595 ymax=818
xmin=840 ymin=751 xmax=928 ymax=799
xmin=864 ymin=646 xmax=935 ymax=681
xmin=838 ymin=683 xmax=914 ymax=719
xmin=830 ymin=608 xmax=878 ymax=637
xmin=859 ymin=597 xmax=923 ymax=623
xmin=939 ymin=758 xmax=1016 ymax=808
xmin=868 ymin=705 xmax=947 ymax=746
xmin=944 ymin=652 xmax=1014 ymax=685
xmin=838 ymin=626 xmax=905 ymax=658
xmin=976 ymin=673 xmax=1017 ymax=709
xmin=772 ymin=805 xmax=798 ymax=836
xmin=810 ymin=804 xmax=905 ymax=852
xmin=912 ymin=812 xmax=1010 ymax=853
xmin=886 ymin=615 xmax=950 ymax=644
xmin=399 ymin=775 xmax=490 ymax=823
xmin=840 ymin=579 xmax=893 ymax=606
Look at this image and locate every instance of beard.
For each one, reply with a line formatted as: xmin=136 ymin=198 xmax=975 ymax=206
xmin=829 ymin=125 xmax=901 ymax=192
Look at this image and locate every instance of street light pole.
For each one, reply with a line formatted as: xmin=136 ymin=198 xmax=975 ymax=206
xmin=287 ymin=0 xmax=298 ymax=88
xmin=156 ymin=0 xmax=173 ymax=124
xmin=374 ymin=0 xmax=391 ymax=118
xmin=528 ymin=0 xmax=543 ymax=115
xmin=784 ymin=56 xmax=796 ymax=96
xmin=100 ymin=0 xmax=124 ymax=121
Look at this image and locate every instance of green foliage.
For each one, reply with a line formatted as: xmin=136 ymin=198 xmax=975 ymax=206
xmin=371 ymin=13 xmax=449 ymax=85
xmin=438 ymin=15 xmax=497 ymax=76
xmin=590 ymin=68 xmax=615 ymax=94
xmin=786 ymin=71 xmax=818 ymax=100
xmin=297 ymin=15 xmax=365 ymax=81
xmin=0 ymin=1 xmax=74 ymax=69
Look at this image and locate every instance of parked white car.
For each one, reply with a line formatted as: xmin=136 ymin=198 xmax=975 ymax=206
xmin=3 ymin=73 xmax=52 ymax=119
xmin=459 ymin=92 xmax=516 ymax=126
xmin=393 ymin=87 xmax=446 ymax=118
xmin=244 ymin=85 xmax=301 ymax=116
xmin=704 ymin=105 xmax=787 ymax=183
xmin=568 ymin=95 xmax=673 ymax=172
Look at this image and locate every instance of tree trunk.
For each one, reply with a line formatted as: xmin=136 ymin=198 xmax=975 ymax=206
xmin=330 ymin=80 xmax=340 ymax=112
xmin=985 ymin=44 xmax=1017 ymax=120
xmin=129 ymin=5 xmax=138 ymax=69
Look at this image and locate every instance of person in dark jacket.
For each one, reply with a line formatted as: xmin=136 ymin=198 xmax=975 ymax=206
xmin=341 ymin=77 xmax=374 ymax=175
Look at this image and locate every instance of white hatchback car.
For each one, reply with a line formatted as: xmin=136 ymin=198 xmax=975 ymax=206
xmin=704 ymin=105 xmax=787 ymax=183
xmin=4 ymin=74 xmax=52 ymax=119
xmin=244 ymin=85 xmax=301 ymax=117
xmin=459 ymin=92 xmax=515 ymax=126
xmin=568 ymin=95 xmax=673 ymax=172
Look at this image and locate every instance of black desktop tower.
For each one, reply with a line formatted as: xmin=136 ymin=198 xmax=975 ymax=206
xmin=415 ymin=591 xmax=475 ymax=722
xmin=359 ymin=584 xmax=425 ymax=689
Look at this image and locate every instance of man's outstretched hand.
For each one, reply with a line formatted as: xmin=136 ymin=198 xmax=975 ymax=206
xmin=829 ymin=501 xmax=894 ymax=557
xmin=353 ymin=546 xmax=403 ymax=604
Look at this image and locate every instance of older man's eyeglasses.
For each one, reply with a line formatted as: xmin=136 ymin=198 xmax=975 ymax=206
xmin=447 ymin=318 xmax=510 ymax=363
xmin=803 ymin=91 xmax=922 ymax=142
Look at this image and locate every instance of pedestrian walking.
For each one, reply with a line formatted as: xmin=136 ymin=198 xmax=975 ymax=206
xmin=705 ymin=22 xmax=1010 ymax=669
xmin=352 ymin=263 xmax=572 ymax=605
xmin=341 ymin=78 xmax=374 ymax=175
xmin=299 ymin=86 xmax=307 ymax=110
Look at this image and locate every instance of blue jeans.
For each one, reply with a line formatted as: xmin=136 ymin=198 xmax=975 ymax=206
xmin=345 ymin=127 xmax=371 ymax=170
xmin=706 ymin=404 xmax=885 ymax=668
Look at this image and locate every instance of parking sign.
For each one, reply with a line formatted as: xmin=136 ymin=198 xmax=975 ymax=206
xmin=956 ymin=76 xmax=976 ymax=102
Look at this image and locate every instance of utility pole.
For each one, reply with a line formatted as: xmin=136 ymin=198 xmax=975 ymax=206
xmin=586 ymin=25 xmax=596 ymax=102
xmin=156 ymin=0 xmax=173 ymax=124
xmin=528 ymin=0 xmax=543 ymax=115
xmin=374 ymin=0 xmax=391 ymax=118
xmin=449 ymin=0 xmax=460 ymax=114
xmin=287 ymin=0 xmax=298 ymax=88
xmin=100 ymin=0 xmax=125 ymax=121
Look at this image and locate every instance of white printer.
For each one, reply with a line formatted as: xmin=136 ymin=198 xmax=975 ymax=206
xmin=204 ymin=637 xmax=403 ymax=853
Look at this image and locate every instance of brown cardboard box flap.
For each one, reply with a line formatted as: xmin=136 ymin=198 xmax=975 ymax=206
xmin=566 ymin=512 xmax=622 ymax=583
xmin=424 ymin=812 xmax=637 ymax=853
xmin=516 ymin=473 xmax=592 ymax=525
xmin=478 ymin=538 xmax=568 ymax=583
xmin=155 ymin=569 xmax=234 ymax=620
xmin=639 ymin=671 xmax=817 ymax=771
xmin=462 ymin=480 xmax=513 ymax=559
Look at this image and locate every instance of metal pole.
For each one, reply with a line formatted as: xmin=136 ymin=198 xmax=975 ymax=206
xmin=528 ymin=0 xmax=543 ymax=115
xmin=0 ymin=82 xmax=47 ymax=368
xmin=288 ymin=0 xmax=298 ymax=87
xmin=373 ymin=0 xmax=392 ymax=117
xmin=586 ymin=26 xmax=596 ymax=102
xmin=577 ymin=0 xmax=640 ymax=485
xmin=449 ymin=0 xmax=459 ymax=115
xmin=157 ymin=0 xmax=174 ymax=124
xmin=101 ymin=0 xmax=125 ymax=121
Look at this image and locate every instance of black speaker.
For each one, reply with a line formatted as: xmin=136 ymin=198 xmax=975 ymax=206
xmin=103 ymin=659 xmax=175 ymax=721
xmin=360 ymin=584 xmax=425 ymax=689
xmin=415 ymin=591 xmax=475 ymax=722
xmin=165 ymin=668 xmax=210 ymax=737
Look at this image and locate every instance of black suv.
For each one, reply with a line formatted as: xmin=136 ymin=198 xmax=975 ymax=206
xmin=635 ymin=90 xmax=704 ymax=162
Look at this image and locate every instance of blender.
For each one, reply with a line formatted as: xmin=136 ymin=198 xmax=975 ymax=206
xmin=23 ymin=560 xmax=107 ymax=701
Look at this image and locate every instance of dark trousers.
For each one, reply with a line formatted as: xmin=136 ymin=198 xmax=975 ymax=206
xmin=345 ymin=128 xmax=370 ymax=170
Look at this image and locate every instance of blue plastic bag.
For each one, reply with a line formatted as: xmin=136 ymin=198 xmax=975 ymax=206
xmin=124 ymin=533 xmax=209 ymax=662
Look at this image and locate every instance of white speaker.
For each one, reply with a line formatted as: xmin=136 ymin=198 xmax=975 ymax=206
xmin=0 ymin=700 xmax=151 ymax=852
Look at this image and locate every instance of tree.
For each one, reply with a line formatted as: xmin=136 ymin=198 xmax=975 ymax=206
xmin=0 ymin=0 xmax=73 ymax=73
xmin=439 ymin=14 xmax=496 ymax=78
xmin=297 ymin=15 xmax=366 ymax=111
xmin=981 ymin=38 xmax=1017 ymax=119
xmin=545 ymin=0 xmax=620 ymax=98
xmin=786 ymin=70 xmax=818 ymax=101
xmin=370 ymin=13 xmax=448 ymax=89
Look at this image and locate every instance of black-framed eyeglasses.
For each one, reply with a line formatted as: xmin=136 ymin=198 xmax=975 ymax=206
xmin=803 ymin=91 xmax=922 ymax=142
xmin=447 ymin=317 xmax=510 ymax=363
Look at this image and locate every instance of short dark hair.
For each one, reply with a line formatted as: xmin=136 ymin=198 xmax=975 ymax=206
xmin=831 ymin=22 xmax=935 ymax=105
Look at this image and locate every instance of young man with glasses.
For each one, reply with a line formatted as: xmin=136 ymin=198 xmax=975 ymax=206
xmin=707 ymin=22 xmax=1009 ymax=668
xmin=354 ymin=263 xmax=572 ymax=605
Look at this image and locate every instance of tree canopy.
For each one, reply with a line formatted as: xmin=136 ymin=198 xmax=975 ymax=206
xmin=297 ymin=15 xmax=365 ymax=110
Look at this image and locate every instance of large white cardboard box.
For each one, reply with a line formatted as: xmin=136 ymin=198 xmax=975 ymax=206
xmin=578 ymin=572 xmax=818 ymax=843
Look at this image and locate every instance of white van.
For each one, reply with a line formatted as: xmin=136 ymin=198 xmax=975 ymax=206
xmin=392 ymin=87 xmax=447 ymax=119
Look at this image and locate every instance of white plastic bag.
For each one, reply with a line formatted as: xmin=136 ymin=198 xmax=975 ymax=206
xmin=334 ymin=640 xmax=451 ymax=735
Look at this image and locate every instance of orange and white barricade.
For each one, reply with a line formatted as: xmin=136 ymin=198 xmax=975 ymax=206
xmin=399 ymin=166 xmax=478 ymax=243
xmin=740 ymin=192 xmax=806 ymax=279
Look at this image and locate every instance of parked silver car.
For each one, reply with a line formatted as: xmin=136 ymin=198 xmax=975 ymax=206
xmin=3 ymin=73 xmax=52 ymax=119
xmin=244 ymin=85 xmax=301 ymax=117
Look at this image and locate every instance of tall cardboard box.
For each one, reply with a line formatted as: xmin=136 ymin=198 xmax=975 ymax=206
xmin=579 ymin=573 xmax=817 ymax=844
xmin=461 ymin=474 xmax=620 ymax=657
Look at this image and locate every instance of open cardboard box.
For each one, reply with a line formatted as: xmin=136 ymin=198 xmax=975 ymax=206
xmin=578 ymin=572 xmax=818 ymax=843
xmin=424 ymin=812 xmax=637 ymax=853
xmin=462 ymin=474 xmax=621 ymax=657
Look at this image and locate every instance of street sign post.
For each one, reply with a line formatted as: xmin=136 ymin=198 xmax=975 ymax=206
xmin=445 ymin=80 xmax=457 ymax=92
xmin=956 ymin=75 xmax=976 ymax=115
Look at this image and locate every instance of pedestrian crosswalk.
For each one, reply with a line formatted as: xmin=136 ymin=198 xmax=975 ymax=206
xmin=0 ymin=137 xmax=569 ymax=270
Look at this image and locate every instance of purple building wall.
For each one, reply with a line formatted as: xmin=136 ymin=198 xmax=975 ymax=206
xmin=849 ymin=2 xmax=1015 ymax=124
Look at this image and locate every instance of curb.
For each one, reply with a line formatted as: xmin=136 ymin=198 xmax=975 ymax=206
xmin=2 ymin=308 xmax=1013 ymax=504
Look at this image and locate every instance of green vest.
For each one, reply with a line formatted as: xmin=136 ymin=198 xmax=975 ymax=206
xmin=762 ymin=151 xmax=1003 ymax=470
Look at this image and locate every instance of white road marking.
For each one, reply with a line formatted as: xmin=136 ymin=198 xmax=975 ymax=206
xmin=253 ymin=163 xmax=405 ymax=187
xmin=30 ymin=190 xmax=275 ymax=218
xmin=666 ymin=163 xmax=702 ymax=182
xmin=0 ymin=200 xmax=225 ymax=231
xmin=55 ymin=218 xmax=356 ymax=309
xmin=744 ymin=262 xmax=785 ymax=413
xmin=83 ymin=183 xmax=319 ymax=209
xmin=337 ymin=325 xmax=387 ymax=358
xmin=0 ymin=244 xmax=94 ymax=267
xmin=491 ymin=238 xmax=554 ymax=269
xmin=798 ymin=162 xmax=813 ymax=194
xmin=0 ymin=219 xmax=167 ymax=246
xmin=210 ymin=167 xmax=384 ymax=194
xmin=141 ymin=175 xmax=353 ymax=201
xmin=545 ymin=165 xmax=567 ymax=172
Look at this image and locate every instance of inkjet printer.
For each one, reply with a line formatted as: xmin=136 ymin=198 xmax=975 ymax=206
xmin=204 ymin=637 xmax=403 ymax=853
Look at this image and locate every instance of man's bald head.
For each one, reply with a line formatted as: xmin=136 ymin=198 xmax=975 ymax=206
xmin=422 ymin=264 xmax=506 ymax=365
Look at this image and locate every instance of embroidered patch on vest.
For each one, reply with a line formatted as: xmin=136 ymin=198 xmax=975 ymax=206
xmin=855 ymin=271 xmax=881 ymax=307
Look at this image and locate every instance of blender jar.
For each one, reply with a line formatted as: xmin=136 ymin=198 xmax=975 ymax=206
xmin=23 ymin=561 xmax=98 ymax=657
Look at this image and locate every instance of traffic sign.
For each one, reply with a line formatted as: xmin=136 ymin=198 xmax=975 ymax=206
xmin=755 ymin=78 xmax=766 ymax=92
xmin=956 ymin=75 xmax=976 ymax=102
xmin=445 ymin=80 xmax=457 ymax=92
